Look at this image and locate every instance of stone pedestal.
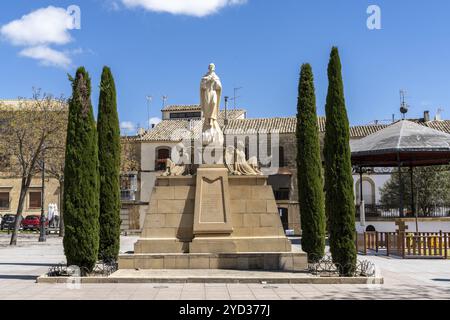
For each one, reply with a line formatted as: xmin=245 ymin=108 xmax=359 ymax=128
xmin=119 ymin=167 xmax=307 ymax=271
xmin=191 ymin=165 xmax=235 ymax=253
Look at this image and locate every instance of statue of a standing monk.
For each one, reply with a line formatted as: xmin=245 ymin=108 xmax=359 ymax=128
xmin=200 ymin=63 xmax=224 ymax=146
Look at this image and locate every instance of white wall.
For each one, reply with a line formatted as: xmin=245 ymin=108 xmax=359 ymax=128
xmin=139 ymin=141 xmax=180 ymax=228
xmin=141 ymin=141 xmax=180 ymax=171
xmin=356 ymin=220 xmax=450 ymax=233
xmin=353 ymin=174 xmax=390 ymax=204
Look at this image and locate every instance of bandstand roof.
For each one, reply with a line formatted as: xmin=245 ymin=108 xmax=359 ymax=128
xmin=351 ymin=120 xmax=450 ymax=167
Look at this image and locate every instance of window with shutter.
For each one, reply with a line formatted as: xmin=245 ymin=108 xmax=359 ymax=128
xmin=29 ymin=191 xmax=42 ymax=209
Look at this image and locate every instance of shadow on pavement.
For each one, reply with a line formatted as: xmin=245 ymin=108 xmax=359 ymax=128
xmin=0 ymin=275 xmax=37 ymax=280
xmin=0 ymin=263 xmax=55 ymax=267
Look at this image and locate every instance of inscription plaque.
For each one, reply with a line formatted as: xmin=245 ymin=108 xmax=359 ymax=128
xmin=193 ymin=166 xmax=233 ymax=235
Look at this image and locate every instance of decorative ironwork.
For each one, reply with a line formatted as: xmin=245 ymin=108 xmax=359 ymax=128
xmin=356 ymin=203 xmax=450 ymax=219
xmin=46 ymin=260 xmax=118 ymax=278
xmin=353 ymin=165 xmax=450 ymax=175
xmin=352 ymin=166 xmax=394 ymax=175
xmin=307 ymin=255 xmax=376 ymax=277
xmin=47 ymin=264 xmax=71 ymax=277
xmin=90 ymin=260 xmax=118 ymax=276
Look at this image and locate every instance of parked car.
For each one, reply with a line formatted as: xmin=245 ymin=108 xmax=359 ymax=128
xmin=0 ymin=214 xmax=16 ymax=230
xmin=21 ymin=215 xmax=48 ymax=231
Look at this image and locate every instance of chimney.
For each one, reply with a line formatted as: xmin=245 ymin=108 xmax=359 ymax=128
xmin=424 ymin=110 xmax=430 ymax=122
xmin=435 ymin=108 xmax=443 ymax=121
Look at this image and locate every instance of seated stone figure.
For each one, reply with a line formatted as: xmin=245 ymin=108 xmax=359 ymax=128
xmin=162 ymin=159 xmax=185 ymax=176
xmin=225 ymin=143 xmax=262 ymax=176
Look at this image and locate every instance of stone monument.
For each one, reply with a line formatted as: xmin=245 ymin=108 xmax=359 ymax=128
xmin=118 ymin=64 xmax=307 ymax=271
xmin=200 ymin=63 xmax=224 ymax=147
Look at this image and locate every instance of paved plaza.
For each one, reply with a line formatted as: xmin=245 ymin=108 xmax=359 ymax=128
xmin=0 ymin=234 xmax=449 ymax=300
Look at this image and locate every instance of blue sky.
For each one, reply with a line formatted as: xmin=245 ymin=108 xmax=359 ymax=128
xmin=1 ymin=0 xmax=450 ymax=134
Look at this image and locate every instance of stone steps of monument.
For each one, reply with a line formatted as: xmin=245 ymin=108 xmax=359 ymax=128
xmin=118 ymin=251 xmax=308 ymax=271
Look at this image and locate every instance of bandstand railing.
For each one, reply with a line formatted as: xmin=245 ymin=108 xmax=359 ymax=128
xmin=356 ymin=231 xmax=449 ymax=259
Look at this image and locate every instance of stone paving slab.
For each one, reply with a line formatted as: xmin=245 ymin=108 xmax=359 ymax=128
xmin=1 ymin=234 xmax=450 ymax=300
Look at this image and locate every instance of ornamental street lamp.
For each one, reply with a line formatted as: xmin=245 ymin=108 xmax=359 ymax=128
xmin=39 ymin=144 xmax=46 ymax=242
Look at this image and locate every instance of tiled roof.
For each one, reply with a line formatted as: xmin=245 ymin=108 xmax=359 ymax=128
xmin=218 ymin=109 xmax=246 ymax=120
xmin=140 ymin=117 xmax=319 ymax=141
xmin=162 ymin=105 xmax=201 ymax=112
xmin=138 ymin=115 xmax=450 ymax=142
xmin=139 ymin=119 xmax=202 ymax=141
xmin=162 ymin=105 xmax=246 ymax=119
xmin=348 ymin=124 xmax=390 ymax=138
xmin=225 ymin=117 xmax=298 ymax=133
xmin=420 ymin=120 xmax=450 ymax=134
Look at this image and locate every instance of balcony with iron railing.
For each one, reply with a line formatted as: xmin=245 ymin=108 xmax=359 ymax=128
xmin=120 ymin=173 xmax=138 ymax=202
xmin=356 ymin=203 xmax=450 ymax=219
xmin=120 ymin=189 xmax=136 ymax=202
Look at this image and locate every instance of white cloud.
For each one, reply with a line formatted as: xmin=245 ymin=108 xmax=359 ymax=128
xmin=0 ymin=6 xmax=74 ymax=46
xmin=120 ymin=121 xmax=137 ymax=132
xmin=0 ymin=6 xmax=80 ymax=68
xmin=121 ymin=0 xmax=246 ymax=17
xmin=19 ymin=46 xmax=71 ymax=69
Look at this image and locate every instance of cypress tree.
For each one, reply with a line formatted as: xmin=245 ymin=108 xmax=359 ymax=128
xmin=97 ymin=66 xmax=121 ymax=261
xmin=323 ymin=47 xmax=357 ymax=276
xmin=296 ymin=64 xmax=326 ymax=263
xmin=63 ymin=67 xmax=100 ymax=273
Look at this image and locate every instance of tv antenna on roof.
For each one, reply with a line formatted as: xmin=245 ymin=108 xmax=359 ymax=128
xmin=146 ymin=95 xmax=152 ymax=130
xmin=227 ymin=87 xmax=243 ymax=110
xmin=399 ymin=90 xmax=409 ymax=119
xmin=436 ymin=107 xmax=444 ymax=121
xmin=162 ymin=95 xmax=168 ymax=109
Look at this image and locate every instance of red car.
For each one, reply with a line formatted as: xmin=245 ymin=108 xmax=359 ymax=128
xmin=21 ymin=215 xmax=48 ymax=231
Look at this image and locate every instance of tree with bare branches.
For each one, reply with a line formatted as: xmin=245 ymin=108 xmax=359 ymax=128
xmin=0 ymin=91 xmax=68 ymax=245
xmin=120 ymin=136 xmax=140 ymax=173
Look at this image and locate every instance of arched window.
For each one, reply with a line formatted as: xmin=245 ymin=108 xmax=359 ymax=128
xmin=155 ymin=147 xmax=171 ymax=171
xmin=355 ymin=177 xmax=376 ymax=205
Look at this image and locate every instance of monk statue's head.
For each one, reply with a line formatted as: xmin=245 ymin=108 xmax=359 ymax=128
xmin=208 ymin=63 xmax=215 ymax=73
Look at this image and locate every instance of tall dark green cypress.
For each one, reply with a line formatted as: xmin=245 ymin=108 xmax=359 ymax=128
xmin=63 ymin=67 xmax=100 ymax=272
xmin=97 ymin=66 xmax=121 ymax=261
xmin=324 ymin=47 xmax=357 ymax=276
xmin=296 ymin=64 xmax=326 ymax=263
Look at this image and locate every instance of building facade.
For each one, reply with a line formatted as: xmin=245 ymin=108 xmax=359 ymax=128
xmin=122 ymin=106 xmax=450 ymax=235
xmin=2 ymin=98 xmax=449 ymax=234
xmin=0 ymin=99 xmax=66 ymax=225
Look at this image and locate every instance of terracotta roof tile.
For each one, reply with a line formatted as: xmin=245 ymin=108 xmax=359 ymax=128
xmin=138 ymin=114 xmax=450 ymax=142
xmin=162 ymin=105 xmax=201 ymax=112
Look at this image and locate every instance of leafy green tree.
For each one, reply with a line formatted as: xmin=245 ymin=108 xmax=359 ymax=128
xmin=63 ymin=67 xmax=100 ymax=273
xmin=323 ymin=47 xmax=357 ymax=276
xmin=380 ymin=166 xmax=450 ymax=216
xmin=296 ymin=63 xmax=326 ymax=262
xmin=97 ymin=66 xmax=121 ymax=261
